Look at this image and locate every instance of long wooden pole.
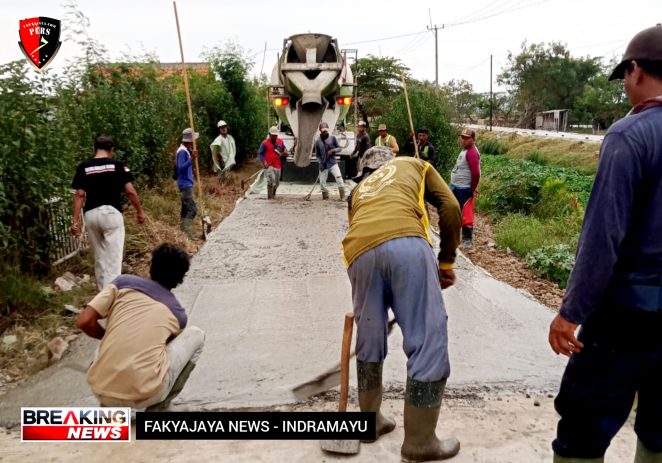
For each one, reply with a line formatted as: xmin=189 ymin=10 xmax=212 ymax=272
xmin=173 ymin=1 xmax=205 ymax=233
xmin=401 ymin=74 xmax=419 ymax=159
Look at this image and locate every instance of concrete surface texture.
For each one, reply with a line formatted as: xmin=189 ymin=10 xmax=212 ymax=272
xmin=465 ymin=123 xmax=605 ymax=142
xmin=0 ymin=184 xmax=637 ymax=461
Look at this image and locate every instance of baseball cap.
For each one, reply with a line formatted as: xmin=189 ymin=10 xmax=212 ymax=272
xmin=460 ymin=128 xmax=475 ymax=139
xmin=319 ymin=122 xmax=329 ymax=132
xmin=217 ymin=120 xmax=228 ymax=127
xmin=357 ymin=120 xmax=367 ymax=127
xmin=269 ymin=126 xmax=279 ymax=136
xmin=417 ymin=127 xmax=430 ymax=134
xmin=182 ymin=128 xmax=199 ymax=143
xmin=378 ymin=124 xmax=387 ymax=131
xmin=609 ymin=24 xmax=662 ymax=80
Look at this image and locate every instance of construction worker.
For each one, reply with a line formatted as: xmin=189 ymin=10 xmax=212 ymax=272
xmin=258 ymin=126 xmax=288 ymax=199
xmin=71 ymin=135 xmax=145 ymax=290
xmin=374 ymin=123 xmax=399 ymax=154
xmin=175 ymin=128 xmax=199 ymax=238
xmin=210 ymin=120 xmax=236 ymax=183
xmin=404 ymin=127 xmax=438 ymax=167
xmin=348 ymin=120 xmax=371 ymax=178
xmin=548 ymin=24 xmax=662 ymax=463
xmin=342 ymin=146 xmax=462 ymax=462
xmin=315 ymin=122 xmax=347 ymax=200
xmin=76 ymin=243 xmax=205 ymax=411
xmin=450 ymin=128 xmax=480 ymax=248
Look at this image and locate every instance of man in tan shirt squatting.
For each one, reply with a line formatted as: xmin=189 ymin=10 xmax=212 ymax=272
xmin=76 ymin=243 xmax=205 ymax=410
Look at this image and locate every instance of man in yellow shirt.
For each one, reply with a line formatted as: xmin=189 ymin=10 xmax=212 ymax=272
xmin=374 ymin=123 xmax=399 ymax=154
xmin=342 ymin=146 xmax=461 ymax=462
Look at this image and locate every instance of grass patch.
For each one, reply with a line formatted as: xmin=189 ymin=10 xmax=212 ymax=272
xmin=477 ymin=131 xmax=601 ymax=175
xmin=494 ymin=214 xmax=580 ymax=257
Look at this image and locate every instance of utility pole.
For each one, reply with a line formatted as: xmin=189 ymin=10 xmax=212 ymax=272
xmin=489 ymin=54 xmax=493 ymax=131
xmin=427 ymin=24 xmax=444 ymax=86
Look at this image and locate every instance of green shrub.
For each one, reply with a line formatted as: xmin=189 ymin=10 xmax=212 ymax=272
xmin=526 ymin=244 xmax=576 ymax=288
xmin=0 ymin=264 xmax=47 ymax=317
xmin=525 ymin=150 xmax=548 ymax=165
xmin=494 ymin=214 xmax=580 ymax=257
xmin=477 ymin=137 xmax=507 ymax=155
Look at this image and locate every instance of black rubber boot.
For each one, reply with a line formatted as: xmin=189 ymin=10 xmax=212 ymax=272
xmin=461 ymin=226 xmax=473 ymax=248
xmin=267 ymin=185 xmax=275 ymax=200
xmin=634 ymin=439 xmax=662 ymax=463
xmin=339 ymin=187 xmax=346 ymax=201
xmin=322 ymin=191 xmax=329 ymax=200
xmin=401 ymin=378 xmax=460 ymax=462
xmin=357 ymin=361 xmax=396 ymax=443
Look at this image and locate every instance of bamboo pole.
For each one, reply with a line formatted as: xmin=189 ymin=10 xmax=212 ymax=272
xmin=401 ymin=74 xmax=419 ymax=159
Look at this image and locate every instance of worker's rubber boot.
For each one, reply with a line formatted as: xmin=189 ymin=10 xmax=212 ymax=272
xmin=322 ymin=191 xmax=329 ymax=200
xmin=461 ymin=227 xmax=473 ymax=249
xmin=267 ymin=185 xmax=275 ymax=200
xmin=634 ymin=439 xmax=662 ymax=463
xmin=553 ymin=453 xmax=604 ymax=463
xmin=401 ymin=378 xmax=460 ymax=462
xmin=146 ymin=361 xmax=197 ymax=412
xmin=357 ymin=361 xmax=396 ymax=443
xmin=181 ymin=218 xmax=194 ymax=239
xmin=339 ymin=187 xmax=346 ymax=201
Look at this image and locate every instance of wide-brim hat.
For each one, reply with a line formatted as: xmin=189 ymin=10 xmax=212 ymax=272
xmin=182 ymin=128 xmax=199 ymax=143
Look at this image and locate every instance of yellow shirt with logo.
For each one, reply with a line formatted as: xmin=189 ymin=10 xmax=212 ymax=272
xmin=342 ymin=157 xmax=461 ymax=268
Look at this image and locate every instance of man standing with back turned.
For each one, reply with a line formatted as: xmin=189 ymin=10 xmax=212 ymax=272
xmin=342 ymin=146 xmax=462 ymax=462
xmin=548 ymin=24 xmax=662 ymax=463
xmin=71 ymin=136 xmax=145 ymax=290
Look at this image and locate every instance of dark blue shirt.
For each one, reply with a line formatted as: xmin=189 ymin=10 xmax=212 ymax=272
xmin=315 ymin=135 xmax=341 ymax=170
xmin=176 ymin=144 xmax=194 ymax=190
xmin=561 ymin=106 xmax=662 ymax=324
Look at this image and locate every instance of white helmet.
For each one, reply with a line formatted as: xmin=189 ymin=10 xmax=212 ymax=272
xmin=217 ymin=120 xmax=228 ymax=128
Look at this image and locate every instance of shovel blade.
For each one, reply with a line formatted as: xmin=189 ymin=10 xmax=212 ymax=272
xmin=320 ymin=439 xmax=360 ymax=454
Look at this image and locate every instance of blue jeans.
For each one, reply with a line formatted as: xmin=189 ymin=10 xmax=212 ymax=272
xmin=347 ymin=237 xmax=450 ymax=382
xmin=553 ymin=306 xmax=662 ymax=458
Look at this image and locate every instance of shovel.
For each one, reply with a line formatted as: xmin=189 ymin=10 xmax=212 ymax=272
xmin=320 ymin=313 xmax=360 ymax=455
xmin=304 ymin=173 xmax=321 ymax=201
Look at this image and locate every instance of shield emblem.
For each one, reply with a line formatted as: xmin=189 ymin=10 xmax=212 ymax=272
xmin=18 ymin=17 xmax=62 ymax=72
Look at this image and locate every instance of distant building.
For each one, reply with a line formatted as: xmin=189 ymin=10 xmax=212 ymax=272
xmin=535 ymin=109 xmax=569 ymax=132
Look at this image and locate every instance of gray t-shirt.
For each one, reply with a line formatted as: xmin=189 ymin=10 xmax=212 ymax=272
xmin=451 ymin=149 xmax=471 ymax=188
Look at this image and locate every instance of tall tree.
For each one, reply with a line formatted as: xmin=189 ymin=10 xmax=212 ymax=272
xmin=441 ymin=79 xmax=480 ymax=123
xmin=352 ymin=55 xmax=410 ymax=123
xmin=498 ymin=42 xmax=601 ymax=128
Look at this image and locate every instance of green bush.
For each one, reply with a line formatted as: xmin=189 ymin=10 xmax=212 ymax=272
xmin=525 ymin=150 xmax=548 ymax=165
xmin=377 ymin=81 xmax=456 ymax=180
xmin=526 ymin=244 xmax=576 ymax=288
xmin=0 ymin=263 xmax=47 ymax=317
xmin=477 ymin=138 xmax=507 ymax=155
xmin=494 ymin=214 xmax=580 ymax=257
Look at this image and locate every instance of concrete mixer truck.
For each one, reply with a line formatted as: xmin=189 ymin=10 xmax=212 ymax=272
xmin=269 ymin=33 xmax=356 ymax=180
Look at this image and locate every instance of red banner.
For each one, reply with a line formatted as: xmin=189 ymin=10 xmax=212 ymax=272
xmin=22 ymin=426 xmax=129 ymax=441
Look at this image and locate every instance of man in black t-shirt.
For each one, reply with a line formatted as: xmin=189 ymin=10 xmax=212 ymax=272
xmin=349 ymin=120 xmax=371 ymax=179
xmin=71 ymin=136 xmax=145 ymax=290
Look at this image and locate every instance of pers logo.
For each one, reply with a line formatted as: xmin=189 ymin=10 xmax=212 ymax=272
xmin=18 ymin=17 xmax=62 ymax=72
xmin=21 ymin=407 xmax=131 ymax=442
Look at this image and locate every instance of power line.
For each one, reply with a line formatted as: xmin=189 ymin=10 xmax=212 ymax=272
xmin=447 ymin=0 xmax=551 ymax=27
xmin=342 ymin=31 xmax=426 ymax=46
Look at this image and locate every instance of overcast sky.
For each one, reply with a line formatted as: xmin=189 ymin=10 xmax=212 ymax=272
xmin=2 ymin=0 xmax=660 ymax=92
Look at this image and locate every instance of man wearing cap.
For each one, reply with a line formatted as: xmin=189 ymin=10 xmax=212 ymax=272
xmin=404 ymin=127 xmax=438 ymax=167
xmin=374 ymin=124 xmax=399 ymax=154
xmin=258 ymin=127 xmax=288 ymax=199
xmin=71 ymin=136 xmax=145 ymax=290
xmin=176 ymin=128 xmax=199 ymax=238
xmin=210 ymin=120 xmax=236 ymax=183
xmin=450 ymin=128 xmax=480 ymax=248
xmin=349 ymin=120 xmax=371 ymax=178
xmin=342 ymin=146 xmax=462 ymax=462
xmin=315 ymin=122 xmax=347 ymax=200
xmin=548 ymin=24 xmax=662 ymax=463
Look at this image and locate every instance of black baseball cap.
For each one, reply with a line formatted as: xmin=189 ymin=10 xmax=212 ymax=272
xmin=609 ymin=24 xmax=662 ymax=80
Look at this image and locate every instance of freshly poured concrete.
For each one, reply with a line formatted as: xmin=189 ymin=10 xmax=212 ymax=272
xmin=0 ymin=186 xmax=566 ymax=428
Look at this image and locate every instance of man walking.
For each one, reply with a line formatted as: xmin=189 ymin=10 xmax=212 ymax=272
xmin=342 ymin=146 xmax=462 ymax=462
xmin=258 ymin=126 xmax=288 ymax=200
xmin=450 ymin=128 xmax=480 ymax=248
xmin=71 ymin=136 xmax=145 ymax=291
xmin=348 ymin=120 xmax=371 ymax=178
xmin=210 ymin=120 xmax=237 ymax=183
xmin=77 ymin=243 xmax=205 ymax=411
xmin=374 ymin=123 xmax=399 ymax=154
xmin=548 ymin=24 xmax=662 ymax=463
xmin=175 ymin=128 xmax=199 ymax=238
xmin=315 ymin=122 xmax=347 ymax=200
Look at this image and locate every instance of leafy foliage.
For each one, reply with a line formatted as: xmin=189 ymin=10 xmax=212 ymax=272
xmin=526 ymin=244 xmax=576 ymax=288
xmin=352 ymin=55 xmax=410 ymax=121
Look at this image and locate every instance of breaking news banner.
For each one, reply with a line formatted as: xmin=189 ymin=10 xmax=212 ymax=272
xmin=21 ymin=407 xmax=131 ymax=442
xmin=135 ymin=412 xmax=376 ymax=440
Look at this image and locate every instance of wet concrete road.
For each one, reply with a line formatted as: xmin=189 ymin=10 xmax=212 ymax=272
xmin=0 ymin=184 xmax=566 ymax=427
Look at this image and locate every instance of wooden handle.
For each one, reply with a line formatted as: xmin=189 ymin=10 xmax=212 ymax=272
xmin=338 ymin=313 xmax=354 ymax=412
xmin=401 ymin=74 xmax=419 ymax=159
